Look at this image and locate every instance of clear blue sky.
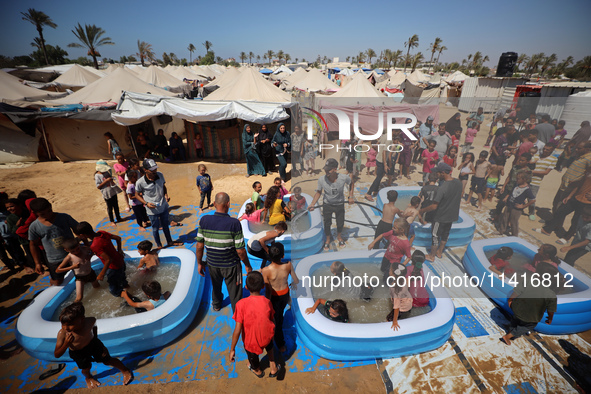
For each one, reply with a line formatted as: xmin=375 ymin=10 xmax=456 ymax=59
xmin=1 ymin=0 xmax=590 ymax=66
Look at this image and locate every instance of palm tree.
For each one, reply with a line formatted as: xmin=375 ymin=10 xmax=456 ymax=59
xmin=540 ymin=53 xmax=557 ymax=77
xmin=526 ymin=53 xmax=545 ymax=76
xmin=30 ymin=37 xmax=43 ymax=50
xmin=277 ymin=50 xmax=285 ymax=64
xmin=188 ymin=43 xmax=196 ymax=63
xmin=575 ymin=56 xmax=591 ymax=79
xmin=240 ymin=51 xmax=247 ymax=64
xmin=68 ymin=23 xmax=114 ymax=69
xmin=366 ymin=48 xmax=376 ymax=66
xmin=403 ymin=34 xmax=419 ymax=72
xmin=21 ymin=8 xmax=57 ymax=66
xmin=249 ymin=51 xmax=254 ymax=64
xmin=295 ymin=57 xmax=299 ymax=63
xmin=428 ymin=37 xmax=442 ymax=72
xmin=136 ymin=40 xmax=155 ymax=66
xmin=346 ymin=56 xmax=350 ymax=63
xmin=516 ymin=53 xmax=529 ymax=72
xmin=411 ymin=52 xmax=424 ymax=72
xmin=357 ymin=51 xmax=365 ymax=65
xmin=392 ymin=49 xmax=402 ymax=69
xmin=257 ymin=55 xmax=261 ymax=63
xmin=203 ymin=40 xmax=212 ymax=52
xmin=285 ymin=54 xmax=291 ymax=64
xmin=434 ymin=45 xmax=447 ymax=71
xmin=263 ymin=53 xmax=267 ymax=64
xmin=266 ymin=50 xmax=274 ymax=65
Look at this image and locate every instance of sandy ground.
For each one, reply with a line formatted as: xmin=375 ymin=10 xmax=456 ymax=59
xmin=1 ymin=103 xmax=589 ymax=393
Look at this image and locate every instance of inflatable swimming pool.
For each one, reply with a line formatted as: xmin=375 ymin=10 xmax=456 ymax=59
xmin=238 ymin=193 xmax=324 ymax=261
xmin=292 ymin=250 xmax=455 ymax=361
xmin=463 ymin=237 xmax=591 ymax=335
xmin=376 ymin=186 xmax=475 ymax=247
xmin=16 ymin=248 xmax=204 ymax=361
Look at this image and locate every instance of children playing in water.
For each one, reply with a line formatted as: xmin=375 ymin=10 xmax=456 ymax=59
xmin=406 ymin=250 xmax=429 ymax=308
xmin=137 ymin=240 xmax=160 ymax=272
xmin=329 ymin=260 xmax=374 ymax=301
xmin=289 ymin=186 xmax=306 ymax=213
xmin=75 ymin=222 xmax=128 ymax=297
xmin=121 ymin=280 xmax=170 ymax=312
xmin=247 ymin=221 xmax=287 ymax=268
xmin=251 ymin=181 xmax=265 ymax=210
xmin=262 ymin=186 xmax=290 ymax=225
xmin=305 ymin=298 xmax=349 ymax=323
xmin=488 ymin=246 xmax=516 ymax=277
xmin=239 ymin=202 xmax=263 ymax=223
xmin=196 ymin=164 xmax=213 ymax=213
xmin=229 ymin=271 xmax=279 ymax=378
xmin=261 ymin=243 xmax=299 ymax=353
xmin=465 ymin=151 xmax=491 ymax=209
xmin=56 ymin=238 xmax=100 ymax=302
xmin=274 ymin=177 xmax=289 ymax=199
xmin=55 ymin=302 xmax=132 ymax=388
xmin=387 ymin=263 xmax=413 ymax=331
xmin=368 ymin=218 xmax=411 ymax=281
xmin=402 ymin=196 xmax=421 ymax=224
xmin=373 ymin=190 xmax=403 ymax=249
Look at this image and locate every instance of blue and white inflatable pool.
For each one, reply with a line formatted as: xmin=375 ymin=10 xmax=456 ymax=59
xmin=238 ymin=193 xmax=324 ymax=261
xmin=463 ymin=237 xmax=591 ymax=335
xmin=375 ymin=186 xmax=475 ymax=247
xmin=292 ymin=250 xmax=455 ymax=361
xmin=16 ymin=248 xmax=204 ymax=361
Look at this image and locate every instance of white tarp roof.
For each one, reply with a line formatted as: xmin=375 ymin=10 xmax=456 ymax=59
xmin=103 ymin=64 xmax=124 ymax=74
xmin=429 ymin=73 xmax=442 ymax=85
xmin=0 ymin=70 xmax=65 ymax=102
xmin=293 ymin=68 xmax=339 ymax=92
xmin=330 ymin=72 xmax=385 ymax=98
xmin=53 ymin=64 xmax=102 ymax=87
xmin=445 ymin=70 xmax=469 ymax=83
xmin=273 ymin=65 xmax=293 ymax=75
xmin=281 ymin=67 xmax=308 ymax=90
xmin=167 ymin=66 xmax=207 ymax=81
xmin=204 ymin=67 xmax=291 ymax=102
xmin=204 ymin=67 xmax=241 ymax=89
xmin=135 ymin=65 xmax=187 ymax=91
xmin=46 ymin=67 xmax=177 ymax=105
xmin=191 ymin=65 xmax=217 ymax=79
xmin=35 ymin=64 xmax=75 ymax=74
xmin=338 ymin=68 xmax=355 ymax=76
xmin=406 ymin=69 xmax=430 ymax=85
xmin=112 ymin=91 xmax=291 ymax=125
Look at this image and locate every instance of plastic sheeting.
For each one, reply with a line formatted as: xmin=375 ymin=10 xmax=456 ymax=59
xmin=112 ymin=92 xmax=292 ymax=126
xmin=0 ymin=115 xmax=39 ymax=163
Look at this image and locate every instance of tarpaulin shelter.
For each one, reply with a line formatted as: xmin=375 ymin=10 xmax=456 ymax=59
xmin=48 ymin=64 xmax=103 ymax=91
xmin=330 ymin=72 xmax=385 ymax=98
xmin=135 ymin=65 xmax=189 ymax=93
xmin=203 ymin=67 xmax=241 ymax=94
xmin=191 ymin=66 xmax=218 ymax=79
xmin=204 ymin=68 xmax=291 ymax=103
xmin=259 ymin=68 xmax=273 ymax=75
xmin=293 ymin=68 xmax=339 ymax=93
xmin=281 ymin=68 xmax=308 ymax=90
xmin=0 ymin=108 xmax=41 ymax=163
xmin=0 ymin=70 xmax=66 ymax=106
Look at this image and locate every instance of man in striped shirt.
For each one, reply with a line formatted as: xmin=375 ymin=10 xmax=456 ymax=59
xmin=529 ymin=143 xmax=558 ymax=220
xmin=196 ymin=192 xmax=252 ymax=311
xmin=552 ymin=142 xmax=591 ymax=213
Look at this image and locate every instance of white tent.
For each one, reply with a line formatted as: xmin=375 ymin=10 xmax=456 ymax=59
xmin=46 ymin=67 xmax=177 ymax=105
xmin=204 ymin=67 xmax=291 ymax=103
xmin=103 ymin=64 xmax=124 ymax=74
xmin=445 ymin=70 xmax=468 ymax=83
xmin=273 ymin=65 xmax=293 ymax=75
xmin=560 ymin=90 xmax=591 ymax=138
xmin=281 ymin=68 xmax=308 ymax=90
xmin=112 ymin=91 xmax=292 ymax=125
xmin=52 ymin=64 xmax=102 ymax=89
xmin=337 ymin=68 xmax=355 ymax=76
xmin=0 ymin=70 xmax=65 ymax=104
xmin=203 ymin=67 xmax=241 ymax=90
xmin=136 ymin=65 xmax=188 ymax=92
xmin=167 ymin=66 xmax=206 ymax=81
xmin=191 ymin=65 xmax=217 ymax=79
xmin=293 ymin=68 xmax=339 ymax=92
xmin=0 ymin=114 xmax=40 ymax=163
xmin=330 ymin=72 xmax=385 ymax=98
xmin=376 ymin=70 xmax=406 ymax=90
xmin=406 ymin=69 xmax=430 ymax=85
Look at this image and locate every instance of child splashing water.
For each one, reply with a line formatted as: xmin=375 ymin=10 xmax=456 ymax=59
xmin=387 ymin=263 xmax=413 ymax=331
xmin=330 ymin=260 xmax=374 ymax=301
xmin=488 ymin=246 xmax=515 ymax=277
xmin=368 ymin=218 xmax=411 ymax=282
xmin=239 ymin=202 xmax=264 ymax=223
xmin=122 ymin=280 xmax=170 ymax=312
xmin=56 ymin=238 xmax=100 ymax=302
xmin=137 ymin=240 xmax=160 ymax=272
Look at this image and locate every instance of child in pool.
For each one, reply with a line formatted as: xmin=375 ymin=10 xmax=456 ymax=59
xmin=121 ymin=280 xmax=170 ymax=312
xmin=305 ymin=298 xmax=349 ymax=323
xmin=239 ymin=202 xmax=264 ymax=223
xmin=261 ymin=242 xmax=299 ymax=353
xmin=372 ymin=190 xmax=404 ymax=249
xmin=330 ymin=260 xmax=374 ymax=301
xmin=289 ymin=186 xmax=306 ymax=213
xmin=54 ymin=302 xmax=132 ymax=389
xmin=387 ymin=263 xmax=413 ymax=331
xmin=274 ymin=177 xmax=289 ymax=199
xmin=246 ymin=221 xmax=287 ymax=268
xmin=406 ymin=250 xmax=429 ymax=308
xmin=368 ymin=218 xmax=411 ymax=281
xmin=523 ymin=244 xmax=561 ymax=272
xmin=56 ymin=238 xmax=100 ymax=302
xmin=488 ymin=246 xmax=516 ymax=277
xmin=137 ymin=240 xmax=160 ymax=272
xmin=229 ymin=271 xmax=279 ymax=378
xmin=402 ymin=196 xmax=421 ymax=225
xmin=251 ymin=181 xmax=265 ymax=210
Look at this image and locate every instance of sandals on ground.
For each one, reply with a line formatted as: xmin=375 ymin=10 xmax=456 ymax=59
xmin=248 ymin=365 xmax=264 ymax=378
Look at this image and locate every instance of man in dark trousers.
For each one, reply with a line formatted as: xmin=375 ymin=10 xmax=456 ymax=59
xmin=196 ymin=192 xmax=252 ymax=311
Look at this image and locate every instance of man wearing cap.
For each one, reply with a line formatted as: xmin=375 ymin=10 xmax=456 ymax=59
xmin=135 ymin=159 xmax=182 ymax=249
xmin=413 ymin=116 xmax=435 ymax=163
xmin=423 ymin=123 xmax=451 ymax=160
xmin=309 ymin=158 xmax=355 ymax=249
xmin=418 ymin=162 xmax=462 ymax=261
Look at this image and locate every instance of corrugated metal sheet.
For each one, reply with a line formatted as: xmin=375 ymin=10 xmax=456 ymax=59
xmin=458 ymin=77 xmax=478 ymax=112
xmin=560 ymin=94 xmax=591 ymax=138
xmin=501 ymin=87 xmax=516 ymax=110
xmin=541 ymin=81 xmax=591 ymax=89
xmin=459 ymin=77 xmax=527 ymax=113
xmin=537 ymin=86 xmax=590 ymax=121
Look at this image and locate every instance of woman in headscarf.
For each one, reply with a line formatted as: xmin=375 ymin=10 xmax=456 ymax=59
xmin=242 ymin=124 xmax=266 ymax=177
xmin=257 ymin=124 xmax=275 ymax=173
xmin=398 ymin=118 xmax=414 ymax=179
xmin=445 ymin=112 xmax=462 ymax=134
xmin=153 ymin=129 xmax=170 ymax=159
xmin=272 ymin=123 xmax=291 ymax=181
xmin=169 ymin=132 xmax=186 ymax=161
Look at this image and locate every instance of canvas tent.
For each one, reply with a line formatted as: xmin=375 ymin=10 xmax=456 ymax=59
xmin=136 ymin=65 xmax=189 ymax=93
xmin=0 ymin=70 xmax=66 ymax=105
xmin=406 ymin=69 xmax=430 ymax=85
xmin=191 ymin=65 xmax=217 ymax=79
xmin=273 ymin=65 xmax=293 ymax=75
xmin=203 ymin=67 xmax=241 ymax=94
xmin=204 ymin=68 xmax=291 ymax=102
xmin=445 ymin=71 xmax=468 ymax=83
xmin=281 ymin=68 xmax=308 ymax=90
xmin=0 ymin=113 xmax=40 ymax=163
xmin=167 ymin=66 xmax=207 ymax=82
xmin=293 ymin=68 xmax=339 ymax=92
xmin=330 ymin=72 xmax=385 ymax=98
xmin=51 ymin=64 xmax=103 ymax=91
xmin=46 ymin=68 xmax=177 ymax=106
xmin=559 ymin=90 xmax=591 ymax=138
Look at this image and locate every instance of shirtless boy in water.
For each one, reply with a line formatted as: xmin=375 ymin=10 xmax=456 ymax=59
xmin=261 ymin=243 xmax=299 ymax=352
xmin=137 ymin=240 xmax=160 ymax=272
xmin=54 ymin=302 xmax=132 ymax=388
xmin=373 ymin=190 xmax=407 ymax=249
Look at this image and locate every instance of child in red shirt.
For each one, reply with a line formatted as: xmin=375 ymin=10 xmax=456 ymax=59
xmin=75 ymin=222 xmax=128 ymax=297
xmin=421 ymin=140 xmax=439 ymax=185
xmin=229 ymin=271 xmax=279 ymax=378
xmin=368 ymin=218 xmax=411 ymax=281
xmin=489 ymin=246 xmax=515 ymax=277
xmin=451 ymin=129 xmax=462 ymax=148
xmin=443 ymin=146 xmax=458 ymax=168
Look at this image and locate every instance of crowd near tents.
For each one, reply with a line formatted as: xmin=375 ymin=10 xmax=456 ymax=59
xmin=0 ymin=62 xmax=589 ymax=163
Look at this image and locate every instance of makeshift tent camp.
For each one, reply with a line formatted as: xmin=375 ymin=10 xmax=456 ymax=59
xmin=293 ymin=68 xmax=339 ymax=93
xmin=103 ymin=64 xmax=124 ymax=74
xmin=330 ymin=72 xmax=385 ymax=98
xmin=46 ymin=68 xmax=177 ymax=106
xmin=191 ymin=65 xmax=217 ymax=79
xmin=281 ymin=68 xmax=308 ymax=90
xmin=0 ymin=70 xmax=65 ymax=105
xmin=135 ymin=65 xmax=188 ymax=93
xmin=203 ymin=67 xmax=241 ymax=95
xmin=0 ymin=113 xmax=40 ymax=163
xmin=167 ymin=66 xmax=207 ymax=81
xmin=273 ymin=65 xmax=293 ymax=75
xmin=406 ymin=69 xmax=430 ymax=85
xmin=51 ymin=64 xmax=102 ymax=91
xmin=204 ymin=67 xmax=291 ymax=102
xmin=445 ymin=71 xmax=468 ymax=83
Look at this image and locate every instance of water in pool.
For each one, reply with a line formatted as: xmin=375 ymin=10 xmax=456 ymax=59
xmin=310 ymin=263 xmax=431 ymax=324
xmin=248 ymin=209 xmax=311 ymax=235
xmin=51 ymin=257 xmax=180 ymax=320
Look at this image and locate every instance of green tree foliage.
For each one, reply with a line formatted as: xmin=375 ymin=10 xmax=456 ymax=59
xmin=68 ymin=23 xmax=114 ymax=69
xmin=21 ymin=8 xmax=57 ymax=66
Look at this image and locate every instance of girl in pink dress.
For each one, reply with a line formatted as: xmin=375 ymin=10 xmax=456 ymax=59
xmin=112 ymin=153 xmax=130 ymax=212
xmin=365 ymin=146 xmax=377 ymax=175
